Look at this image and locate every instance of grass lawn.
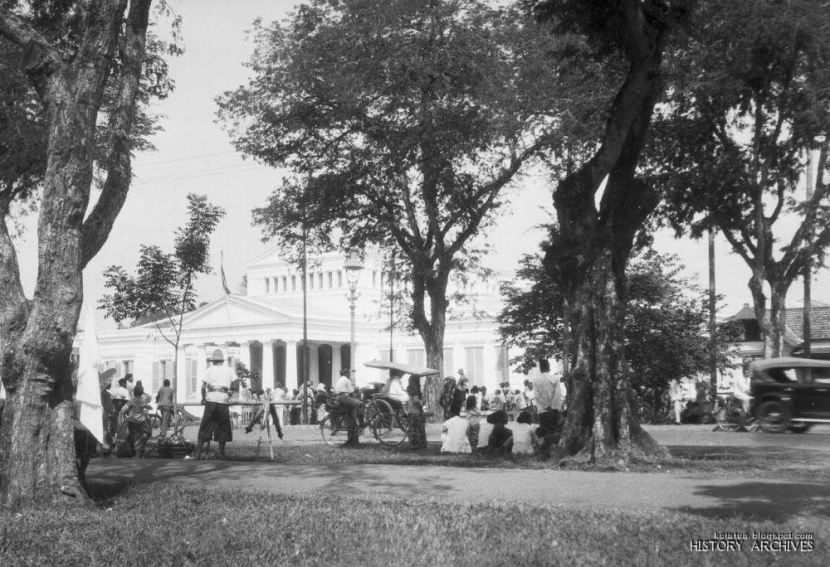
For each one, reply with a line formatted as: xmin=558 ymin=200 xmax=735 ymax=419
xmin=0 ymin=485 xmax=823 ymax=567
xmin=2 ymin=424 xmax=827 ymax=565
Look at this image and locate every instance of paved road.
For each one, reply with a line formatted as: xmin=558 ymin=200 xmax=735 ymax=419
xmin=87 ymin=423 xmax=830 ymax=535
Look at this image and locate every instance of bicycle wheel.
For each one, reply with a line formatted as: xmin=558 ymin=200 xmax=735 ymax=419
xmin=370 ymin=398 xmax=409 ymax=446
xmin=149 ymin=413 xmax=162 ymax=430
xmin=716 ymin=405 xmax=744 ymax=432
xmin=320 ymin=414 xmax=355 ymax=446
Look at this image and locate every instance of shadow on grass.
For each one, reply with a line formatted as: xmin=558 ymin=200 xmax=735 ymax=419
xmin=676 ymin=481 xmax=830 ymax=525
xmin=86 ymin=456 xmax=461 ymax=503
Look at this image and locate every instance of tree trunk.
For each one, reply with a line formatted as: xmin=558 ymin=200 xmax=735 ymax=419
xmin=0 ymin=0 xmax=153 ymax=509
xmin=542 ymin=2 xmax=670 ymax=464
xmin=555 ymin=250 xmax=667 ymax=465
xmin=408 ymin=257 xmax=450 ymax=423
xmin=767 ymin=284 xmax=790 ymax=358
xmin=748 ymin=272 xmax=790 ymax=359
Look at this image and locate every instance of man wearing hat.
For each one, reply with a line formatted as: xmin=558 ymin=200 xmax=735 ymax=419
xmin=194 ymin=348 xmax=236 ymax=460
xmin=334 ymin=368 xmax=363 ymax=446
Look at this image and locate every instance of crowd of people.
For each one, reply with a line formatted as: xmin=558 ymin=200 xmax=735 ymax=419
xmin=438 ymin=359 xmax=566 ymax=456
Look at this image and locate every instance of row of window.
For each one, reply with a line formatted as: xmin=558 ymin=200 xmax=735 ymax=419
xmin=263 ymin=270 xmax=385 ymax=294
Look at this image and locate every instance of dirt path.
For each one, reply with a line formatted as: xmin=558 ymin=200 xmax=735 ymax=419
xmin=88 ymin=456 xmax=830 ymax=536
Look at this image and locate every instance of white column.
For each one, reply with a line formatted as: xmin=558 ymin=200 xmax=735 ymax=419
xmin=176 ymin=346 xmax=187 ymax=401
xmin=196 ymin=344 xmax=208 ymax=392
xmin=353 ymin=343 xmax=365 ymax=388
xmin=262 ymin=340 xmax=275 ymax=390
xmin=286 ymin=341 xmax=298 ymax=391
xmin=238 ymin=341 xmax=251 ymax=373
xmin=308 ymin=344 xmax=319 ymax=391
xmin=483 ymin=341 xmax=497 ymax=390
xmin=332 ymin=345 xmax=343 ymax=380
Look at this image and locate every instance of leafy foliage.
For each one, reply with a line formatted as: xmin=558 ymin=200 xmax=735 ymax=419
xmin=498 ymin=246 xmax=740 ymax=388
xmin=99 ymin=194 xmax=225 ymax=337
xmin=0 ymin=1 xmax=181 ymax=211
xmin=216 ymin=0 xmax=590 ymax=405
xmin=655 ymin=0 xmax=830 ymax=353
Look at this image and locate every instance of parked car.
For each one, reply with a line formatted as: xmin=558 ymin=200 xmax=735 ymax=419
xmin=750 ymin=357 xmax=830 ymax=433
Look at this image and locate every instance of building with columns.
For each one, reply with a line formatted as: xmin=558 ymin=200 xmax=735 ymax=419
xmin=86 ymin=248 xmax=522 ymax=401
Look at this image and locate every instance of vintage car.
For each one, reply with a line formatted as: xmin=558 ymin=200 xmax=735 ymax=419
xmin=750 ymin=357 xmax=830 ymax=433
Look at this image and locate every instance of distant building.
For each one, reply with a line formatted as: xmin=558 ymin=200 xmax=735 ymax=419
xmin=727 ymin=302 xmax=830 ymax=360
xmin=80 ymin=247 xmax=522 ymax=401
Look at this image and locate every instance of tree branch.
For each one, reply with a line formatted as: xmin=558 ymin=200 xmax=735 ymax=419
xmin=81 ymin=0 xmax=153 ymax=268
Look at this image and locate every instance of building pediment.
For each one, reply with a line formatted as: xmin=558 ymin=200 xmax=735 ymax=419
xmin=142 ymin=295 xmax=293 ymax=331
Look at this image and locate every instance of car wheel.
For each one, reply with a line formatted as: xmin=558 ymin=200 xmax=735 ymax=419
xmin=788 ymin=422 xmax=813 ymax=434
xmin=756 ymin=400 xmax=790 ymax=434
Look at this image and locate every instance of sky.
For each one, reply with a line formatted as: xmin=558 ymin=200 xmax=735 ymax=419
xmin=13 ymin=0 xmax=830 ymax=329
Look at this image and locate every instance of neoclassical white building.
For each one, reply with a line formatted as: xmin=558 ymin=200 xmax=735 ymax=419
xmin=85 ymin=247 xmax=519 ymax=401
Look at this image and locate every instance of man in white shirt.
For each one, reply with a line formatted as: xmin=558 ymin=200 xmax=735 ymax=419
xmin=110 ymin=377 xmax=130 ymax=416
xmin=194 ymin=349 xmax=236 ymax=460
xmin=532 ymin=359 xmax=562 ymax=439
xmin=334 ymin=368 xmax=363 ymax=446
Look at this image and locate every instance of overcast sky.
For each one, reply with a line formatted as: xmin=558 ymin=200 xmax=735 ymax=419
xmin=13 ymin=0 xmax=830 ymax=329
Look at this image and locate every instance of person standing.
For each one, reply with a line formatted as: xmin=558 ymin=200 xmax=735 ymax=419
xmin=512 ymin=388 xmax=528 ymax=420
xmin=334 ymin=368 xmax=363 ymax=446
xmin=272 ymin=381 xmax=288 ymax=430
xmin=111 ymin=377 xmax=129 ymax=411
xmin=490 ymin=386 xmax=506 ymax=412
xmin=100 ymin=383 xmax=116 ymax=452
xmin=155 ymin=378 xmax=174 ymax=438
xmin=124 ymin=373 xmax=135 ymax=398
xmin=450 ymin=376 xmax=468 ymax=417
xmin=407 ymin=373 xmax=428 ymax=449
xmin=523 ymin=380 xmax=536 ymax=422
xmin=669 ymin=378 xmax=684 ymax=425
xmin=119 ymin=383 xmax=152 ymax=458
xmin=439 ymin=376 xmax=456 ymax=420
xmin=532 ymin=359 xmax=562 ymax=441
xmin=193 ymin=349 xmax=236 ymax=460
xmin=244 ymin=387 xmax=284 ymax=440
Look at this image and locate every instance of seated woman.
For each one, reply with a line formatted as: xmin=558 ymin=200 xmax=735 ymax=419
xmin=476 ymin=419 xmax=494 ymax=452
xmin=508 ymin=409 xmax=536 ymax=455
xmin=487 ymin=409 xmax=513 ymax=454
xmin=441 ymin=411 xmax=472 ymax=454
xmin=381 ymin=369 xmax=409 ymax=411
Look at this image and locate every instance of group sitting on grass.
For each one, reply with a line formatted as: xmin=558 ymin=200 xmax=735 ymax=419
xmin=440 ymin=396 xmax=561 ymax=456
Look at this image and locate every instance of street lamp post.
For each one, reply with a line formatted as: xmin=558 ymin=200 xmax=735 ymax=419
xmin=344 ymin=254 xmax=364 ymax=387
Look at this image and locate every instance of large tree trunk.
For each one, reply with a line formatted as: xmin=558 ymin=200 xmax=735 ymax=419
xmin=546 ymin=169 xmax=668 ymax=466
xmin=0 ymin=0 xmax=152 ymax=509
xmin=542 ymin=1 xmax=671 ymax=465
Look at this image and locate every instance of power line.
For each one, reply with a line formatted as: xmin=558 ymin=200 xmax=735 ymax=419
xmin=133 ymin=150 xmax=237 ymax=168
xmin=133 ymin=165 xmax=268 ymax=186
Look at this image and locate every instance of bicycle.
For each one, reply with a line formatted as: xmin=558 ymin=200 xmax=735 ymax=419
xmin=318 ymin=394 xmax=409 ymax=446
xmin=714 ymin=394 xmax=751 ymax=431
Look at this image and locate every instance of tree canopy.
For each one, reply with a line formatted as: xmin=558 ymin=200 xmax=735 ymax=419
xmin=655 ymin=0 xmax=830 ymax=356
xmin=217 ymin=0 xmax=590 ymax=416
xmin=498 ymin=246 xmax=738 ymax=388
